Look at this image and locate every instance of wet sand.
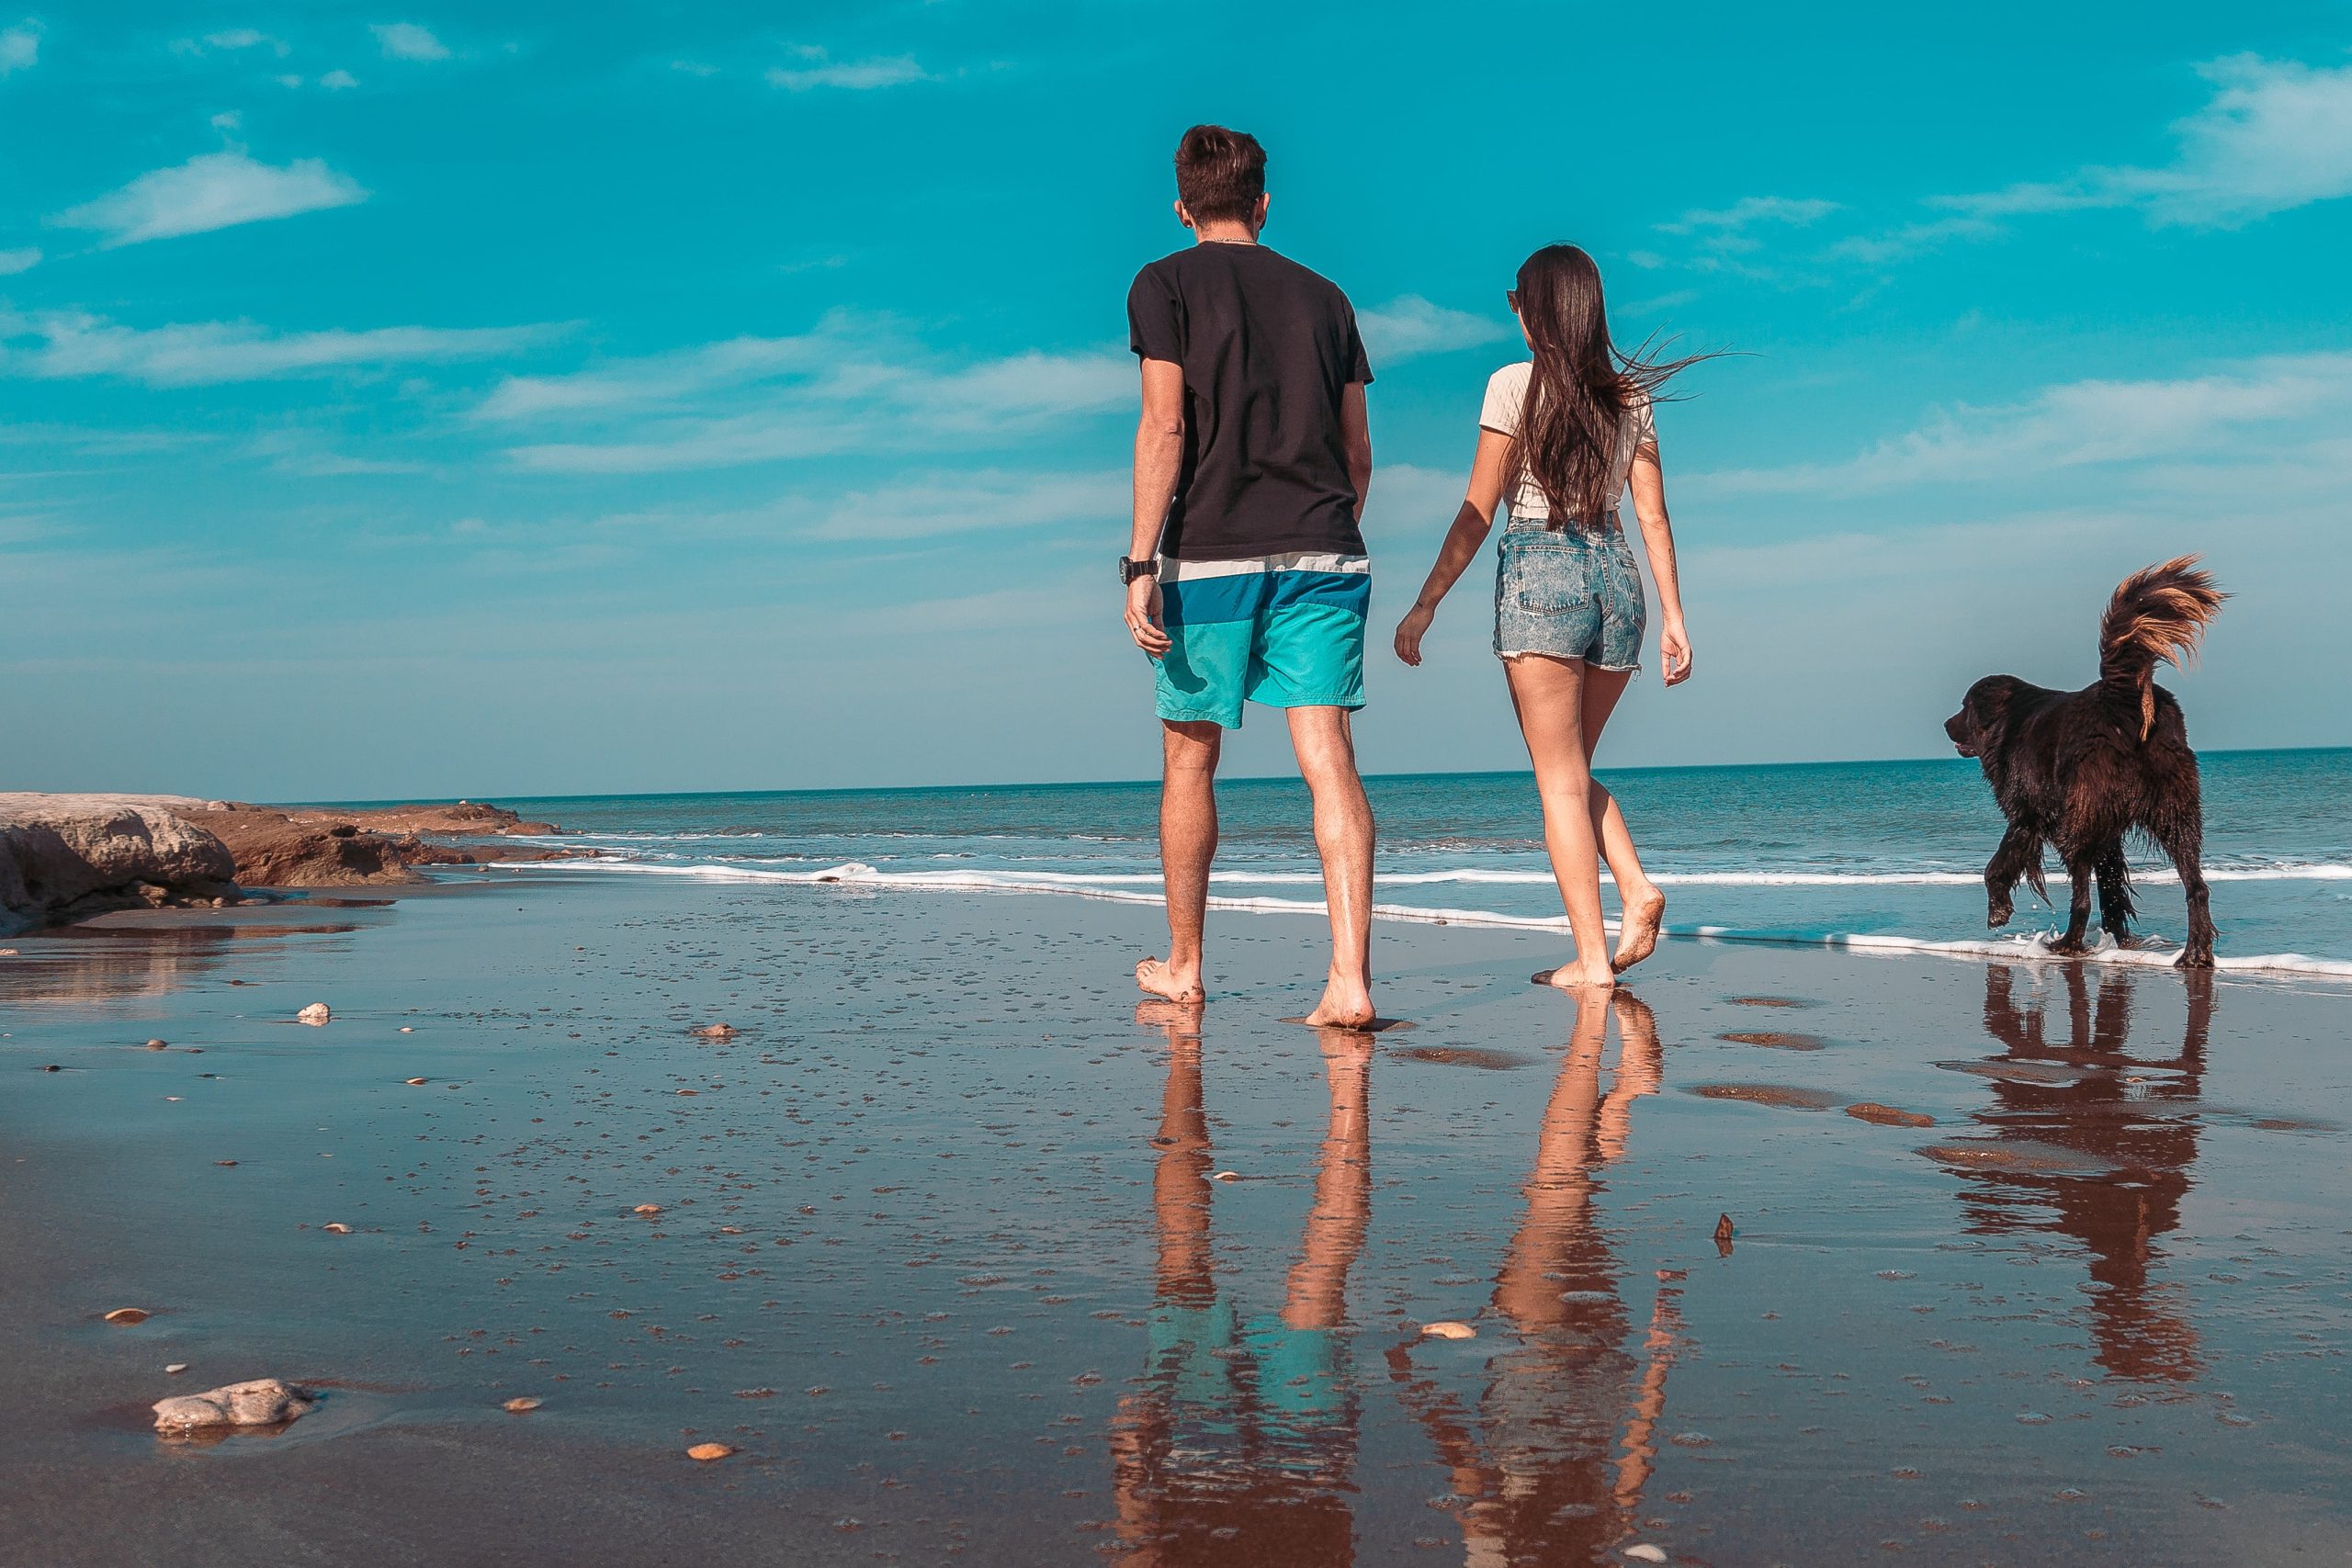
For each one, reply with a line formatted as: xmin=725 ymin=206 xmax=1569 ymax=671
xmin=4 ymin=874 xmax=2349 ymax=1566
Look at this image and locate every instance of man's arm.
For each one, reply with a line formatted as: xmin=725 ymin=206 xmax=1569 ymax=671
xmin=1340 ymin=381 xmax=1372 ymax=516
xmin=1126 ymin=358 xmax=1186 ymax=657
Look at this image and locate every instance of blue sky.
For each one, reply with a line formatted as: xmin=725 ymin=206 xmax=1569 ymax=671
xmin=5 ymin=3 xmax=2350 ymax=799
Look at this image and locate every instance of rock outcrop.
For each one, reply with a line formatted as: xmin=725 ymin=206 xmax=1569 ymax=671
xmin=1 ymin=794 xmax=586 ymax=933
xmin=0 ymin=795 xmax=240 ymax=936
xmin=179 ymin=802 xmax=580 ymax=887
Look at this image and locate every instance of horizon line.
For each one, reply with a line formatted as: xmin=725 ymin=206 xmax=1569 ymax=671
xmin=276 ymin=742 xmax=2352 ymax=810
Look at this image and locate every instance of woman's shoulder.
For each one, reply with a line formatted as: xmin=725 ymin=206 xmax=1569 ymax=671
xmin=1486 ymin=359 xmax=1533 ymax=390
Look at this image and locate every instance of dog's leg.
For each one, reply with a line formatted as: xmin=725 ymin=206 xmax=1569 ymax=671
xmin=2158 ymin=825 xmax=2217 ymax=969
xmin=1983 ymin=823 xmax=2040 ymax=930
xmin=2050 ymin=855 xmax=2095 ymax=955
xmin=2094 ymin=844 xmax=2136 ymax=945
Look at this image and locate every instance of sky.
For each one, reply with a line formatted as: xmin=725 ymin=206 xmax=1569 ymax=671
xmin=4 ymin=3 xmax=2350 ymax=800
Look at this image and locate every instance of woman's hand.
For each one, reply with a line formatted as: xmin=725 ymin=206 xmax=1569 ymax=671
xmin=1393 ymin=603 xmax=1436 ymax=667
xmin=1659 ymin=619 xmax=1693 ymax=686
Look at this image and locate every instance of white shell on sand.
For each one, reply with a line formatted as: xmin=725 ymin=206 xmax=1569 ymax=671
xmin=153 ymin=1378 xmax=314 ymax=1433
xmin=1420 ymin=1320 xmax=1477 ymax=1340
xmin=297 ymin=1002 xmax=332 ymax=1026
xmin=686 ymin=1442 xmax=733 ymax=1461
xmin=1624 ymin=1548 xmax=1668 ymax=1564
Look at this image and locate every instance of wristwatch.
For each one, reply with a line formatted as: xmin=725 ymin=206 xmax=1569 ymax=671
xmin=1119 ymin=557 xmax=1159 ymax=584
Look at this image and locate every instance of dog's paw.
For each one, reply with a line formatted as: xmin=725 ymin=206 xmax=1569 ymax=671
xmin=2045 ymin=937 xmax=2089 ymax=957
xmin=2175 ymin=948 xmax=2216 ymax=971
xmin=1986 ymin=900 xmax=2013 ymax=930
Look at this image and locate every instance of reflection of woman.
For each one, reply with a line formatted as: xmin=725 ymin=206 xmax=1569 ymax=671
xmin=1390 ymin=990 xmax=1684 ymax=1564
xmin=1108 ymin=1005 xmax=1372 ymax=1566
xmin=1961 ymin=964 xmax=2212 ymax=1382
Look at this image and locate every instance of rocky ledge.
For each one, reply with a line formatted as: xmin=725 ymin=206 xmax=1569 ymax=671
xmin=0 ymin=794 xmax=589 ymax=935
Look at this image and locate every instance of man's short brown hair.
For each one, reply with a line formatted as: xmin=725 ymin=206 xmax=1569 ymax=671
xmin=1174 ymin=125 xmax=1266 ymax=226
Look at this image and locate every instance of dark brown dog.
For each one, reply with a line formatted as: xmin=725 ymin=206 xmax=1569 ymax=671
xmin=1944 ymin=558 xmax=2225 ymax=967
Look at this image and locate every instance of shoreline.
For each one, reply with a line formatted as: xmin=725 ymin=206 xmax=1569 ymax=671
xmin=6 ymin=872 xmax=2348 ymax=1564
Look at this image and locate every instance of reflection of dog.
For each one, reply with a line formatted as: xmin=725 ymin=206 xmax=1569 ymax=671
xmin=1944 ymin=558 xmax=2225 ymax=966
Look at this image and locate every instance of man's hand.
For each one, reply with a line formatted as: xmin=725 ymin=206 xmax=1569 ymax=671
xmin=1126 ymin=577 xmax=1171 ymax=657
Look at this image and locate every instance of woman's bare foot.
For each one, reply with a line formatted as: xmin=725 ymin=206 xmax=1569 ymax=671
xmin=1135 ymin=956 xmax=1204 ymax=1004
xmin=1302 ymin=968 xmax=1376 ymax=1030
xmin=1532 ymin=963 xmax=1616 ymax=993
xmin=1612 ymin=884 xmax=1668 ymax=973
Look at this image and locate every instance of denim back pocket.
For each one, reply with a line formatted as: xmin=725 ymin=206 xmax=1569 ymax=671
xmin=1504 ymin=536 xmax=1590 ymax=615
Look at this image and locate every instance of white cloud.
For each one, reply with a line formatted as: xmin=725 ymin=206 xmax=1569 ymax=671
xmin=1942 ymin=55 xmax=2352 ymax=229
xmin=474 ymin=322 xmax=856 ymax=421
xmin=371 ymin=22 xmax=449 ymax=62
xmin=1693 ymin=351 xmax=2352 ymax=497
xmin=767 ymin=53 xmax=926 ymax=91
xmin=1822 ymin=215 xmax=1996 ymax=265
xmin=798 ymin=469 xmax=1127 ymax=540
xmin=0 ymin=19 xmax=38 ymax=75
xmin=321 ymin=68 xmax=359 ymax=89
xmin=1657 ymin=196 xmax=1839 ymax=239
xmin=0 ymin=309 xmax=554 ymax=386
xmin=175 ymin=28 xmax=290 ymax=57
xmin=1356 ymin=296 xmax=1511 ymax=364
xmin=0 ymin=246 xmax=38 ymax=275
xmin=51 ymin=150 xmax=368 ymax=246
xmin=490 ymin=320 xmax=1131 ymax=474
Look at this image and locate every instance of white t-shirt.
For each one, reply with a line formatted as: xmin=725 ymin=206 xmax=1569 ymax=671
xmin=1477 ymin=361 xmax=1657 ymax=521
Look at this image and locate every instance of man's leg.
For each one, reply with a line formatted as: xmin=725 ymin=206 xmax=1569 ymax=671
xmin=1286 ymin=706 xmax=1375 ymax=1028
xmin=1137 ymin=719 xmax=1221 ymax=1002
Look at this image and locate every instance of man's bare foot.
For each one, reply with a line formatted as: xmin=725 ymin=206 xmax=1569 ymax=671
xmin=1612 ymin=884 xmax=1668 ymax=973
xmin=1532 ymin=963 xmax=1617 ymax=993
xmin=1302 ymin=969 xmax=1376 ymax=1030
xmin=1136 ymin=956 xmax=1204 ymax=1003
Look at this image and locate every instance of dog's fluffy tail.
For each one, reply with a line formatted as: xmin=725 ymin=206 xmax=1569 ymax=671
xmin=2098 ymin=556 xmax=2225 ymax=739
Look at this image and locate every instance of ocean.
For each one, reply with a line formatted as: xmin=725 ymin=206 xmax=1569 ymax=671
xmin=497 ymin=748 xmax=2352 ymax=980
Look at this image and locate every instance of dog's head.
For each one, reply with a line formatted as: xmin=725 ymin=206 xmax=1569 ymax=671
xmin=1945 ymin=675 xmax=2025 ymax=761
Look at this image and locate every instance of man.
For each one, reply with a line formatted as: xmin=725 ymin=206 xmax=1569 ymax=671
xmin=1122 ymin=124 xmax=1377 ymax=1029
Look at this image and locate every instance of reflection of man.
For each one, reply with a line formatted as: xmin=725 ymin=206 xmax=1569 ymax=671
xmin=1390 ymin=991 xmax=1684 ymax=1564
xmin=1108 ymin=1003 xmax=1372 ymax=1565
xmin=1960 ymin=964 xmax=2212 ymax=1381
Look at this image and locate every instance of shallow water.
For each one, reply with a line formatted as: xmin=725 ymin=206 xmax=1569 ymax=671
xmin=3 ymin=874 xmax=2348 ymax=1564
xmin=474 ymin=747 xmax=2352 ymax=976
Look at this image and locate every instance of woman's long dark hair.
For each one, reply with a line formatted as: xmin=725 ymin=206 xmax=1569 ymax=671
xmin=1510 ymin=244 xmax=1711 ymax=530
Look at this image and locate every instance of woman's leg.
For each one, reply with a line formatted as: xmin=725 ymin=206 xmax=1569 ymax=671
xmin=1578 ymin=670 xmax=1667 ymax=971
xmin=1505 ymin=654 xmax=1614 ymax=989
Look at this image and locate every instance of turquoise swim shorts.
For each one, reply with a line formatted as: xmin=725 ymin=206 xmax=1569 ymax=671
xmin=1151 ymin=552 xmax=1371 ymax=729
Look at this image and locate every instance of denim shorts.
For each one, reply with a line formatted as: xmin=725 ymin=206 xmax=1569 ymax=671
xmin=1492 ymin=513 xmax=1645 ymax=671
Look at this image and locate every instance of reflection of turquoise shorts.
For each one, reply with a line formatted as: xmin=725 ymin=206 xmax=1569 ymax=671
xmin=1153 ymin=553 xmax=1370 ymax=729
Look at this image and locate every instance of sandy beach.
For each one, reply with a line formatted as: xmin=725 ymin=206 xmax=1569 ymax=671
xmin=5 ymin=868 xmax=2347 ymax=1566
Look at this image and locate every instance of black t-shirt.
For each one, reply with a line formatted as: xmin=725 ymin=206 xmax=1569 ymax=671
xmin=1126 ymin=243 xmax=1373 ymax=561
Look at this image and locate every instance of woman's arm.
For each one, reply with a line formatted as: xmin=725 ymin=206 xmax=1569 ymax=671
xmin=1624 ymin=446 xmax=1692 ymax=686
xmin=1393 ymin=428 xmax=1511 ymax=667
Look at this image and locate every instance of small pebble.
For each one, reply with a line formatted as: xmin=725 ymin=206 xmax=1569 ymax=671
xmin=1421 ymin=1321 xmax=1476 ymax=1340
xmin=503 ymin=1397 xmax=542 ymax=1414
xmin=686 ymin=1442 xmax=734 ymax=1461
xmin=165 ymin=1363 xmax=188 ymax=1375
xmin=1212 ymin=1171 xmax=1239 ymax=1182
xmin=323 ymin=1223 xmax=352 ymax=1235
xmin=104 ymin=1307 xmax=152 ymax=1325
xmin=404 ymin=1077 xmax=428 ymax=1086
xmin=634 ymin=1204 xmax=662 ymax=1215
xmin=297 ymin=1003 xmax=332 ymax=1026
xmin=1625 ymin=1548 xmax=1668 ymax=1564
xmin=145 ymin=1039 xmax=168 ymax=1050
xmin=399 ymin=1026 xmax=413 ymax=1032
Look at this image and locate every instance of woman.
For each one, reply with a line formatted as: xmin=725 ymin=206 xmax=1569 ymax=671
xmin=1393 ymin=244 xmax=1700 ymax=991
